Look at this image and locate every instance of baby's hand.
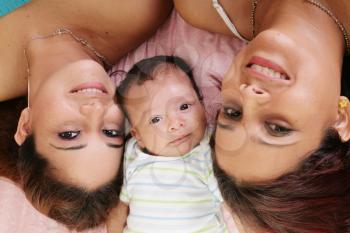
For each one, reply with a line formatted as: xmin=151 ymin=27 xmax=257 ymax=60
xmin=107 ymin=201 xmax=129 ymax=233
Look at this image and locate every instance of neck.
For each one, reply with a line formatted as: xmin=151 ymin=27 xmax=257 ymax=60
xmin=26 ymin=33 xmax=101 ymax=101
xmin=254 ymin=0 xmax=344 ymax=58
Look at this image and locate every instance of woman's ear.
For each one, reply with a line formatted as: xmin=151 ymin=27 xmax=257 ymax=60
xmin=130 ymin=127 xmax=145 ymax=148
xmin=14 ymin=107 xmax=31 ymax=145
xmin=334 ymin=96 xmax=350 ymax=142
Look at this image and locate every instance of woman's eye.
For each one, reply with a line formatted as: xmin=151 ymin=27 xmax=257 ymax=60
xmin=265 ymin=123 xmax=292 ymax=137
xmin=150 ymin=116 xmax=162 ymax=124
xmin=180 ymin=103 xmax=191 ymax=111
xmin=103 ymin=129 xmax=124 ymax=138
xmin=223 ymin=107 xmax=242 ymax=120
xmin=58 ymin=131 xmax=80 ymax=140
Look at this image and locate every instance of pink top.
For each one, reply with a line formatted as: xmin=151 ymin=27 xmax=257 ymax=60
xmin=0 ymin=9 xmax=244 ymax=233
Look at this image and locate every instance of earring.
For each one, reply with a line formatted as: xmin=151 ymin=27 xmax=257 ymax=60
xmin=339 ymin=96 xmax=349 ymax=109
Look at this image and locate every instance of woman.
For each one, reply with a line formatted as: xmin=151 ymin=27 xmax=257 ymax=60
xmin=174 ymin=0 xmax=350 ymax=232
xmin=0 ymin=0 xmax=172 ymax=231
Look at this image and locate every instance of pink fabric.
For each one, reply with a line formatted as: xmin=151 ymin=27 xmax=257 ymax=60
xmin=111 ymin=10 xmax=244 ymax=126
xmin=0 ymin=177 xmax=107 ymax=233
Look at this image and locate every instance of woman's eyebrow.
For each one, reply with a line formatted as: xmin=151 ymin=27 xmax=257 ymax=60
xmin=217 ymin=122 xmax=298 ymax=147
xmin=217 ymin=121 xmax=234 ymax=130
xmin=49 ymin=143 xmax=123 ymax=150
xmin=49 ymin=144 xmax=86 ymax=150
xmin=106 ymin=143 xmax=123 ymax=149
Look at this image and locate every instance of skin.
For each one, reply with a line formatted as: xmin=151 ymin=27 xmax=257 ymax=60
xmin=0 ymin=0 xmax=173 ymax=101
xmin=174 ymin=0 xmax=350 ymax=183
xmin=2 ymin=0 xmax=173 ymax=190
xmin=107 ymin=64 xmax=207 ymax=232
xmin=28 ymin=60 xmax=124 ymax=189
xmin=125 ymin=65 xmax=207 ymax=156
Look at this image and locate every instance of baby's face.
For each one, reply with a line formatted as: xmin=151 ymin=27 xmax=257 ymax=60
xmin=125 ymin=66 xmax=206 ymax=156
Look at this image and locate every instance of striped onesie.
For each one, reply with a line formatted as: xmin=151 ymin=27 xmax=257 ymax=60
xmin=120 ymin=130 xmax=228 ymax=233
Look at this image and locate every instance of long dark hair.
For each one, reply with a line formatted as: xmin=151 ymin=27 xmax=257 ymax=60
xmin=0 ymin=97 xmax=26 ymax=182
xmin=213 ymin=129 xmax=350 ymax=233
xmin=18 ymin=136 xmax=122 ymax=231
xmin=0 ymin=96 xmax=123 ymax=231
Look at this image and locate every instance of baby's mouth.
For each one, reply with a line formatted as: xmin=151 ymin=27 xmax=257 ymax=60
xmin=169 ymin=133 xmax=191 ymax=146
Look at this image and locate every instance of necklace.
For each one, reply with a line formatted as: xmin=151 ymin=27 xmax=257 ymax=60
xmin=251 ymin=0 xmax=258 ymax=38
xmin=305 ymin=0 xmax=350 ymax=55
xmin=24 ymin=28 xmax=112 ymax=78
xmin=251 ymin=0 xmax=350 ymax=55
xmin=24 ymin=28 xmax=112 ymax=107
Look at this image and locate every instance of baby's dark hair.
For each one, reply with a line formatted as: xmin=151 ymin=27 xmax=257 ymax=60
xmin=115 ymin=55 xmax=202 ymax=119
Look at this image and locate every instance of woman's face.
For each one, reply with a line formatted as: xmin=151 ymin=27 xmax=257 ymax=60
xmin=215 ymin=29 xmax=343 ymax=183
xmin=20 ymin=60 xmax=125 ymax=190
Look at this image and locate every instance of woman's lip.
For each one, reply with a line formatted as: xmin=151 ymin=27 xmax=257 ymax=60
xmin=248 ymin=56 xmax=286 ymax=74
xmin=246 ymin=56 xmax=291 ymax=82
xmin=70 ymin=82 xmax=108 ymax=94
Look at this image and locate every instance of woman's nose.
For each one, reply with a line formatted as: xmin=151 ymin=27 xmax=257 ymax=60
xmin=240 ymin=84 xmax=271 ymax=105
xmin=79 ymin=100 xmax=105 ymax=116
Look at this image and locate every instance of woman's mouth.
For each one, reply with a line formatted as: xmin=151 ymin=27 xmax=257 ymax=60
xmin=70 ymin=82 xmax=108 ymax=95
xmin=247 ymin=56 xmax=290 ymax=82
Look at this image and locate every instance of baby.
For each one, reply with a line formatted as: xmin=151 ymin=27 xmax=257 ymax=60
xmin=110 ymin=56 xmax=227 ymax=233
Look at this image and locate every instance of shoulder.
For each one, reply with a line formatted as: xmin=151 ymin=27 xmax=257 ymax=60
xmin=173 ymin=0 xmax=252 ymax=38
xmin=173 ymin=0 xmax=230 ymax=35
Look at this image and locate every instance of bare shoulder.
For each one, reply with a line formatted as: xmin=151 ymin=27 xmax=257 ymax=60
xmin=34 ymin=0 xmax=173 ymax=27
xmin=173 ymin=0 xmax=230 ymax=34
xmin=37 ymin=0 xmax=174 ymax=61
xmin=0 ymin=0 xmax=173 ymax=101
xmin=173 ymin=0 xmax=252 ymax=37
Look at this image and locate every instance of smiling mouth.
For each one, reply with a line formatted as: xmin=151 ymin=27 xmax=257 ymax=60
xmin=70 ymin=82 xmax=108 ymax=95
xmin=247 ymin=56 xmax=290 ymax=81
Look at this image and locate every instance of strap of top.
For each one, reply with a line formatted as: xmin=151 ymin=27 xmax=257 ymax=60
xmin=212 ymin=0 xmax=249 ymax=42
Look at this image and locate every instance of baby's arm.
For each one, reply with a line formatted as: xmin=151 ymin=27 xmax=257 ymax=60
xmin=107 ymin=201 xmax=129 ymax=233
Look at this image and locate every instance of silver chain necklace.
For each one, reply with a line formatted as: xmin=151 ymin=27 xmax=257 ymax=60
xmin=251 ymin=0 xmax=350 ymax=55
xmin=24 ymin=28 xmax=112 ymax=78
xmin=305 ymin=0 xmax=350 ymax=55
xmin=24 ymin=28 xmax=112 ymax=107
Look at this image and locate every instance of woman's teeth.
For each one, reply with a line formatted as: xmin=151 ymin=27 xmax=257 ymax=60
xmin=76 ymin=88 xmax=104 ymax=94
xmin=250 ymin=64 xmax=288 ymax=80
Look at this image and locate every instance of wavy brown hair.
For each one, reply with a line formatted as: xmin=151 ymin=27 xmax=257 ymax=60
xmin=0 ymin=97 xmax=26 ymax=182
xmin=0 ymin=97 xmax=123 ymax=231
xmin=18 ymin=135 xmax=122 ymax=231
xmin=213 ymin=129 xmax=350 ymax=233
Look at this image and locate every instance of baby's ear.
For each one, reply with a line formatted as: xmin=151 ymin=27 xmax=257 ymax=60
xmin=14 ymin=107 xmax=31 ymax=145
xmin=130 ymin=127 xmax=145 ymax=148
xmin=334 ymin=96 xmax=350 ymax=142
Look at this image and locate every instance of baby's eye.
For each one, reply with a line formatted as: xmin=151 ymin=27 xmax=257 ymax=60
xmin=265 ymin=123 xmax=292 ymax=137
xmin=180 ymin=103 xmax=191 ymax=111
xmin=223 ymin=107 xmax=242 ymax=120
xmin=58 ymin=131 xmax=80 ymax=140
xmin=102 ymin=129 xmax=124 ymax=138
xmin=150 ymin=116 xmax=162 ymax=124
